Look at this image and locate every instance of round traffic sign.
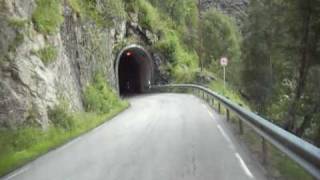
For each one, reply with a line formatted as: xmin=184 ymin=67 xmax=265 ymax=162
xmin=220 ymin=57 xmax=228 ymax=66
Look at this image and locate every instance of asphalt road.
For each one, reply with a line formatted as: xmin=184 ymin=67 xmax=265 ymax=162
xmin=2 ymin=93 xmax=266 ymax=180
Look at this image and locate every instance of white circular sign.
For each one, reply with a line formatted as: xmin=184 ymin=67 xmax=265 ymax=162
xmin=220 ymin=57 xmax=228 ymax=66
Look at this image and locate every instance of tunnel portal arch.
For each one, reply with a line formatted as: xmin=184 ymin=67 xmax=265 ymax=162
xmin=115 ymin=45 xmax=154 ymax=96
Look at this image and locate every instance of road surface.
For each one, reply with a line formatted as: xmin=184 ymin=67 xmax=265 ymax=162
xmin=2 ymin=93 xmax=266 ymax=180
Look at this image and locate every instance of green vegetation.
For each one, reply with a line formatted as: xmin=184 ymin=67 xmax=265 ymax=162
xmin=206 ymin=78 xmax=313 ymax=180
xmin=241 ymin=0 xmax=320 ymax=145
xmin=238 ymin=123 xmax=313 ymax=180
xmin=67 ymin=0 xmax=126 ymax=27
xmin=8 ymin=33 xmax=24 ymax=53
xmin=35 ymin=45 xmax=58 ymax=65
xmin=84 ymin=72 xmax=128 ymax=113
xmin=132 ymin=0 xmax=199 ymax=82
xmin=201 ymin=9 xmax=242 ymax=86
xmin=5 ymin=18 xmax=28 ymax=53
xmin=155 ymin=29 xmax=198 ymax=82
xmin=209 ymin=77 xmax=248 ymax=108
xmin=7 ymin=18 xmax=28 ymax=29
xmin=0 ymin=109 xmax=126 ymax=176
xmin=48 ymin=103 xmax=75 ymax=130
xmin=32 ymin=0 xmax=64 ymax=35
xmin=2 ymin=0 xmax=318 ymax=178
xmin=0 ymin=72 xmax=128 ymax=176
xmin=137 ymin=0 xmax=161 ymax=31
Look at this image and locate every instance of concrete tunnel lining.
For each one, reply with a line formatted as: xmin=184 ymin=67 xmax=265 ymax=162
xmin=115 ymin=45 xmax=154 ymax=95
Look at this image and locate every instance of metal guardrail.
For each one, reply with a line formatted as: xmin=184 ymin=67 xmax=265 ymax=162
xmin=150 ymin=84 xmax=320 ymax=179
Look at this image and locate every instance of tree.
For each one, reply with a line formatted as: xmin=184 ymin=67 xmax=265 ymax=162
xmin=241 ymin=0 xmax=279 ymax=114
xmin=200 ymin=9 xmax=242 ymax=85
xmin=242 ymin=0 xmax=320 ymax=144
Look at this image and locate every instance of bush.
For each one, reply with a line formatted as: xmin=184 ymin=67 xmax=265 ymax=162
xmin=67 ymin=0 xmax=126 ymax=27
xmin=0 ymin=104 xmax=128 ymax=176
xmin=156 ymin=30 xmax=198 ymax=82
xmin=36 ymin=45 xmax=58 ymax=65
xmin=84 ymin=73 xmax=124 ymax=114
xmin=32 ymin=0 xmax=64 ymax=35
xmin=48 ymin=103 xmax=75 ymax=130
xmin=137 ymin=0 xmax=161 ymax=31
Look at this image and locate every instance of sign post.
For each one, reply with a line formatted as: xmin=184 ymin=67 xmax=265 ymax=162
xmin=220 ymin=57 xmax=228 ymax=91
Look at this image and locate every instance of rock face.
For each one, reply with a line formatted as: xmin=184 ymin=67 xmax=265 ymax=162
xmin=200 ymin=0 xmax=249 ymax=24
xmin=0 ymin=0 xmax=162 ymax=128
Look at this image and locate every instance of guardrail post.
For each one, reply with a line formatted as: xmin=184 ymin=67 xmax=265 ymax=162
xmin=226 ymin=109 xmax=230 ymax=121
xmin=262 ymin=137 xmax=268 ymax=165
xmin=239 ymin=118 xmax=243 ymax=135
xmin=218 ymin=103 xmax=221 ymax=113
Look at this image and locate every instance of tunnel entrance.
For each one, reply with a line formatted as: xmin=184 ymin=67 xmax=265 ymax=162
xmin=116 ymin=45 xmax=153 ymax=96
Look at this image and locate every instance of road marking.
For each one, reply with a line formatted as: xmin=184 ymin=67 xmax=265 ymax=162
xmin=235 ymin=153 xmax=254 ymax=179
xmin=208 ymin=111 xmax=214 ymax=119
xmin=202 ymin=103 xmax=216 ymax=120
xmin=58 ymin=137 xmax=82 ymax=151
xmin=217 ymin=125 xmax=235 ymax=150
xmin=217 ymin=125 xmax=232 ymax=143
xmin=5 ymin=166 xmax=29 ymax=180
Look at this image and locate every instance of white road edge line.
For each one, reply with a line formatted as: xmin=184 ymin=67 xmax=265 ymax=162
xmin=58 ymin=137 xmax=82 ymax=151
xmin=208 ymin=111 xmax=214 ymax=119
xmin=235 ymin=153 xmax=254 ymax=179
xmin=217 ymin=125 xmax=232 ymax=144
xmin=5 ymin=166 xmax=29 ymax=180
xmin=217 ymin=125 xmax=235 ymax=150
xmin=202 ymin=104 xmax=216 ymax=120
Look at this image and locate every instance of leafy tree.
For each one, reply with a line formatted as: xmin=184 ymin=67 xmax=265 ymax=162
xmin=242 ymin=0 xmax=320 ymax=144
xmin=200 ymin=9 xmax=242 ymax=86
xmin=241 ymin=0 xmax=275 ymax=114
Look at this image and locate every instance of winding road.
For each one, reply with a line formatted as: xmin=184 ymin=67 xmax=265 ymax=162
xmin=2 ymin=93 xmax=266 ymax=180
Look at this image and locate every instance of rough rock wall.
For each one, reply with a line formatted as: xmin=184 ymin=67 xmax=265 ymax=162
xmin=0 ymin=0 xmax=160 ymax=128
xmin=200 ymin=0 xmax=249 ymax=24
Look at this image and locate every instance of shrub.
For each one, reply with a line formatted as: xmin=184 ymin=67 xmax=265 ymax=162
xmin=67 ymin=0 xmax=126 ymax=27
xmin=36 ymin=45 xmax=58 ymax=65
xmin=137 ymin=0 xmax=161 ymax=31
xmin=48 ymin=103 xmax=75 ymax=130
xmin=32 ymin=0 xmax=64 ymax=35
xmin=84 ymin=73 xmax=123 ymax=114
xmin=7 ymin=18 xmax=28 ymax=29
xmin=156 ymin=30 xmax=198 ymax=82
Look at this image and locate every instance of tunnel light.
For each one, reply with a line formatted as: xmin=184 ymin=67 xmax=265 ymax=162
xmin=126 ymin=51 xmax=132 ymax=57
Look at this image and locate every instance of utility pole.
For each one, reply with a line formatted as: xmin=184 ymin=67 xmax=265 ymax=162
xmin=198 ymin=0 xmax=204 ymax=72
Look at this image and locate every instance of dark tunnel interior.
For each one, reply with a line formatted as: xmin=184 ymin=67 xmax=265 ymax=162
xmin=118 ymin=48 xmax=152 ymax=96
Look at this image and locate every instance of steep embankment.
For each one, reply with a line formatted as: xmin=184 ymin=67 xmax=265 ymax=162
xmin=0 ymin=0 xmax=249 ymax=128
xmin=0 ymin=0 xmax=162 ymax=128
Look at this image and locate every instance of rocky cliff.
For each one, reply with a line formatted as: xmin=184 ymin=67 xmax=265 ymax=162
xmin=200 ymin=0 xmax=249 ymax=24
xmin=0 ymin=0 xmax=160 ymax=128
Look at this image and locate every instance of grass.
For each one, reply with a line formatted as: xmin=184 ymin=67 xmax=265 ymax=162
xmin=0 ymin=103 xmax=128 ymax=177
xmin=84 ymin=72 xmax=127 ymax=113
xmin=202 ymin=78 xmax=313 ymax=180
xmin=208 ymin=77 xmax=249 ymax=108
xmin=137 ymin=0 xmax=161 ymax=31
xmin=0 ymin=71 xmax=129 ymax=177
xmin=67 ymin=0 xmax=125 ymax=27
xmin=32 ymin=0 xmax=64 ymax=35
xmin=35 ymin=45 xmax=58 ymax=65
xmin=155 ymin=28 xmax=198 ymax=83
xmin=239 ymin=123 xmax=313 ymax=180
xmin=7 ymin=18 xmax=28 ymax=29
